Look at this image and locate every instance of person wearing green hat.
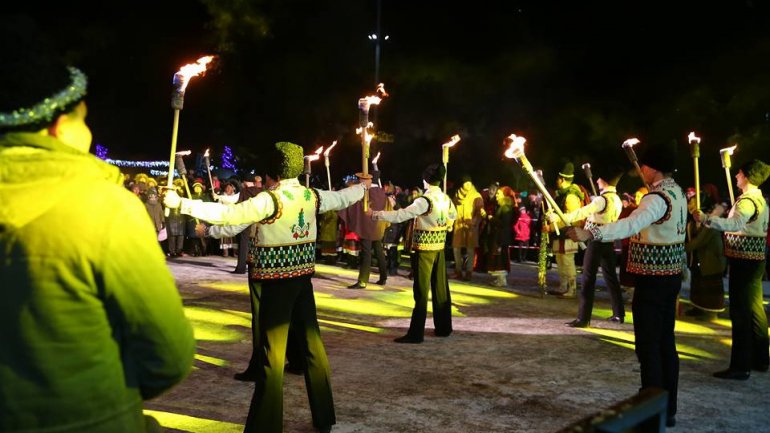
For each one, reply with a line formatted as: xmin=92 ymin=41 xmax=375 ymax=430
xmin=0 ymin=15 xmax=194 ymax=432
xmin=695 ymin=158 xmax=770 ymax=380
xmin=164 ymin=141 xmax=369 ymax=433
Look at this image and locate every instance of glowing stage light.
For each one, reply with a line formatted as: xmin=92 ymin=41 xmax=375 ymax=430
xmin=143 ymin=410 xmax=242 ymax=433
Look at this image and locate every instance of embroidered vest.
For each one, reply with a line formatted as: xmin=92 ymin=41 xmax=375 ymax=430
xmin=249 ymin=182 xmax=319 ymax=280
xmin=723 ymin=191 xmax=768 ymax=260
xmin=627 ymin=178 xmax=687 ymax=275
xmin=585 ymin=189 xmax=622 ymax=230
xmin=412 ymin=187 xmax=451 ymax=251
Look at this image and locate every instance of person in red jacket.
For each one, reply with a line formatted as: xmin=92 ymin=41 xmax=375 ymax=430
xmin=513 ymin=206 xmax=532 ymax=262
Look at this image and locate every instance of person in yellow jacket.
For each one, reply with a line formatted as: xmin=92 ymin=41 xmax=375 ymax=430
xmin=451 ymin=176 xmax=485 ymax=281
xmin=0 ymin=16 xmax=194 ymax=432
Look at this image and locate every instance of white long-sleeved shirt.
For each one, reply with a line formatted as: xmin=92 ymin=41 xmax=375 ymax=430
xmin=702 ymin=186 xmax=768 ymax=237
xmin=591 ymin=179 xmax=671 ymax=242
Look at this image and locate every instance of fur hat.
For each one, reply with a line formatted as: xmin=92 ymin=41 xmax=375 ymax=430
xmin=558 ymin=162 xmax=575 ymax=180
xmin=264 ymin=142 xmax=304 ymax=180
xmin=639 ymin=140 xmax=677 ymax=174
xmin=0 ymin=15 xmax=88 ymax=133
xmin=738 ymin=159 xmax=770 ymax=186
xmin=422 ymin=163 xmax=446 ymax=186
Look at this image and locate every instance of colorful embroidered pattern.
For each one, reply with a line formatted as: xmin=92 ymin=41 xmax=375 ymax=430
xmin=291 ymin=208 xmax=311 ymax=239
xmin=249 ymin=242 xmax=316 ymax=280
xmin=723 ymin=233 xmax=766 ymax=260
xmin=627 ymin=241 xmax=685 ymax=275
xmin=412 ymin=229 xmax=447 ymax=251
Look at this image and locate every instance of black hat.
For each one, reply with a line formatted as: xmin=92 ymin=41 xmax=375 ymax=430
xmin=558 ymin=162 xmax=575 ymax=179
xmin=422 ymin=163 xmax=446 ymax=185
xmin=639 ymin=140 xmax=677 ymax=174
xmin=0 ymin=15 xmax=88 ymax=133
xmin=738 ymin=159 xmax=770 ymax=186
xmin=596 ymin=163 xmax=624 ymax=186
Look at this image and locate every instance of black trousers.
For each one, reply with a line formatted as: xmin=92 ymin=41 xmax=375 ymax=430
xmin=632 ymin=274 xmax=680 ymax=418
xmin=406 ymin=249 xmax=453 ymax=340
xmin=358 ymin=238 xmax=387 ymax=284
xmin=577 ymin=240 xmax=625 ymax=321
xmin=234 ymin=230 xmax=250 ymax=272
xmin=727 ymin=258 xmax=769 ymax=371
xmin=244 ymin=275 xmax=335 ymax=433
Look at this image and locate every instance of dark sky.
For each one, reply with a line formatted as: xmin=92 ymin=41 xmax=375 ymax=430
xmin=9 ymin=1 xmax=770 ymax=190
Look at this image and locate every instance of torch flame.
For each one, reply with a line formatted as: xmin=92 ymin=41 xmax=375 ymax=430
xmin=204 ymin=148 xmax=209 ymax=157
xmin=356 ymin=123 xmax=375 ymax=146
xmin=175 ymin=150 xmax=192 ymax=156
xmin=376 ymin=83 xmax=389 ymax=98
xmin=305 ymin=146 xmax=324 ymax=162
xmin=720 ymin=144 xmax=737 ymax=155
xmin=443 ymin=134 xmax=461 ymax=148
xmin=622 ymin=138 xmax=640 ymax=148
xmin=175 ymin=56 xmax=214 ymax=92
xmin=581 ymin=163 xmax=591 ymax=169
xmin=372 ymin=151 xmax=381 ymax=164
xmin=503 ymin=134 xmax=527 ymax=159
xmin=323 ymin=140 xmax=338 ymax=157
xmin=688 ymin=132 xmax=701 ymax=144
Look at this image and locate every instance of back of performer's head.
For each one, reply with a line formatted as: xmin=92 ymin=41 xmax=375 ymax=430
xmin=738 ymin=159 xmax=770 ymax=186
xmin=263 ymin=141 xmax=304 ymax=181
xmin=0 ymin=15 xmax=88 ymax=135
xmin=422 ymin=163 xmax=446 ymax=186
xmin=639 ymin=140 xmax=677 ymax=174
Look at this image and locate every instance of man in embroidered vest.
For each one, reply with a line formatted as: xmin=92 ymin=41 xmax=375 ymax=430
xmin=694 ymin=158 xmax=770 ymax=380
xmin=555 ymin=167 xmax=626 ymax=328
xmin=369 ymin=163 xmax=458 ymax=343
xmin=165 ymin=142 xmax=368 ymax=433
xmin=568 ymin=140 xmax=686 ymax=428
xmin=547 ymin=162 xmax=586 ymax=298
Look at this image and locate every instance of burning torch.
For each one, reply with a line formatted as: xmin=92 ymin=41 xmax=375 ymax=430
xmin=174 ymin=151 xmax=200 ymax=225
xmin=442 ymin=134 xmax=461 ymax=193
xmin=323 ymin=140 xmax=337 ymax=190
xmin=357 ymin=83 xmax=388 ymax=211
xmin=503 ymin=134 xmax=568 ymax=225
xmin=165 ymin=55 xmax=214 ymax=215
xmin=372 ymin=151 xmax=382 ymax=187
xmin=621 ymin=138 xmax=650 ymax=190
xmin=581 ymin=163 xmax=598 ymax=196
xmin=720 ymin=144 xmax=738 ymax=205
xmin=688 ymin=132 xmax=702 ymax=210
xmin=304 ymin=146 xmax=324 ymax=188
xmin=203 ymin=148 xmax=215 ymax=193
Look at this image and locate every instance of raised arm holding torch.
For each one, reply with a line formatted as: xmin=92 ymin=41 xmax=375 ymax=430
xmin=303 ymin=146 xmax=323 ymax=188
xmin=372 ymin=151 xmax=382 ymax=187
xmin=581 ymin=162 xmax=598 ymax=196
xmin=357 ymin=83 xmax=388 ymax=211
xmin=688 ymin=132 xmax=702 ymax=210
xmin=165 ymin=55 xmax=214 ymax=215
xmin=323 ymin=140 xmax=337 ymax=190
xmin=622 ymin=138 xmax=650 ymax=190
xmin=174 ymin=151 xmax=200 ymax=225
xmin=442 ymin=134 xmax=461 ymax=193
xmin=720 ymin=144 xmax=738 ymax=205
xmin=503 ymin=134 xmax=568 ymax=225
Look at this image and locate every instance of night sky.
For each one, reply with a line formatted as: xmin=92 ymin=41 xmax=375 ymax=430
xmin=9 ymin=1 xmax=770 ymax=193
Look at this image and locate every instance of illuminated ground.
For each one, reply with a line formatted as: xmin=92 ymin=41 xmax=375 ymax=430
xmin=147 ymin=255 xmax=770 ymax=433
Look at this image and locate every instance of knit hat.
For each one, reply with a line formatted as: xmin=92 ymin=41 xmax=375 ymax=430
xmin=192 ymin=181 xmax=204 ymax=191
xmin=738 ymin=159 xmax=770 ymax=186
xmin=0 ymin=15 xmax=88 ymax=133
xmin=558 ymin=162 xmax=575 ymax=179
xmin=422 ymin=163 xmax=446 ymax=185
xmin=264 ymin=142 xmax=304 ymax=180
xmin=639 ymin=140 xmax=677 ymax=174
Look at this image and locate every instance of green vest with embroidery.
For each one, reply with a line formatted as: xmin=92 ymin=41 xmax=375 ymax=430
xmin=249 ymin=181 xmax=319 ymax=280
xmin=627 ymin=178 xmax=687 ymax=276
xmin=723 ymin=190 xmax=768 ymax=260
xmin=413 ymin=187 xmax=451 ymax=251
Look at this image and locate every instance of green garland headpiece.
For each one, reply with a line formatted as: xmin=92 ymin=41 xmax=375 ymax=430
xmin=0 ymin=66 xmax=87 ymax=128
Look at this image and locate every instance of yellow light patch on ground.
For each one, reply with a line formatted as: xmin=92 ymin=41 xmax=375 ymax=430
xmin=674 ymin=320 xmax=717 ymax=335
xmin=451 ymin=284 xmax=518 ymax=298
xmin=318 ymin=318 xmax=384 ymax=333
xmin=185 ymin=307 xmax=251 ymax=328
xmin=674 ymin=343 xmax=720 ymax=360
xmin=599 ymin=338 xmax=635 ymax=351
xmin=144 ymin=410 xmax=242 ymax=433
xmin=589 ymin=327 xmax=719 ymax=360
xmin=199 ymin=282 xmax=248 ymax=293
xmin=585 ymin=327 xmax=635 ymax=343
xmin=719 ymin=338 xmax=732 ymax=347
xmin=315 ymin=263 xmax=361 ymax=277
xmin=712 ymin=318 xmax=732 ymax=328
xmin=314 ymin=291 xmax=413 ymax=317
xmin=591 ymin=307 xmax=634 ymax=325
xmin=195 ymin=353 xmax=229 ymax=367
xmin=185 ymin=306 xmax=250 ymax=343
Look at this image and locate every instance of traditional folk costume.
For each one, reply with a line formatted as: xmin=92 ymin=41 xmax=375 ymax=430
xmin=372 ymin=163 xmax=457 ymax=343
xmin=562 ymin=171 xmax=625 ymax=327
xmin=582 ymin=141 xmax=686 ymax=424
xmin=549 ymin=162 xmax=586 ymax=297
xmin=170 ymin=142 xmax=366 ymax=433
xmin=700 ymin=159 xmax=770 ymax=378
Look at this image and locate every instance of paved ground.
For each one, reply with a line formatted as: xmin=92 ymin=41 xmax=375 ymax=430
xmin=146 ymin=255 xmax=770 ymax=433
